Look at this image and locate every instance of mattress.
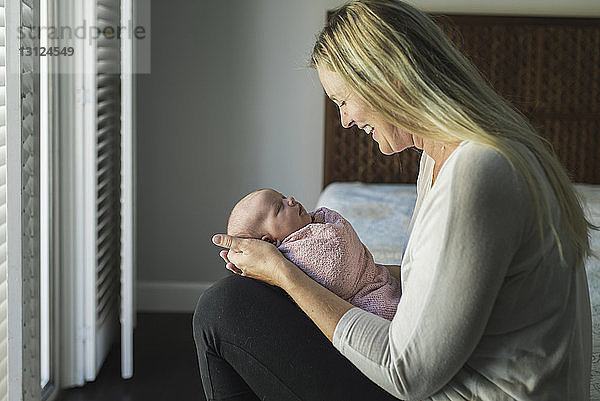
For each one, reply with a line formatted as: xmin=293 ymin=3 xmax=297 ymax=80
xmin=316 ymin=181 xmax=600 ymax=398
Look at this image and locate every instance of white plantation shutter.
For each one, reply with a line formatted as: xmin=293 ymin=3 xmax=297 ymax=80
xmin=95 ymin=0 xmax=120 ymax=335
xmin=58 ymin=0 xmax=132 ymax=385
xmin=120 ymin=0 xmax=134 ymax=379
xmin=5 ymin=0 xmax=40 ymax=399
xmin=0 ymin=1 xmax=7 ymax=399
xmin=18 ymin=0 xmax=40 ymax=398
xmin=82 ymin=0 xmax=121 ymax=381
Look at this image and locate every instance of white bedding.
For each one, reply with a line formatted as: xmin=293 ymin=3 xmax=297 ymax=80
xmin=316 ymin=182 xmax=600 ymax=399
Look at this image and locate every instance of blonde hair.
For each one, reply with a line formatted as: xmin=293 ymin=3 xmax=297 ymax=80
xmin=310 ymin=0 xmax=598 ymax=267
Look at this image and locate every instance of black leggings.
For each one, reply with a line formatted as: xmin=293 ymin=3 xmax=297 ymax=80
xmin=192 ymin=274 xmax=400 ymax=401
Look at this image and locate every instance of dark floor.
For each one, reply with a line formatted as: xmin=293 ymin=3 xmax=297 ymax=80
xmin=56 ymin=313 xmax=206 ymax=401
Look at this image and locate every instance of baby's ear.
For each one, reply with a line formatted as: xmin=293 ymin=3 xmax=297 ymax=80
xmin=260 ymin=234 xmax=275 ymax=243
xmin=260 ymin=234 xmax=281 ymax=247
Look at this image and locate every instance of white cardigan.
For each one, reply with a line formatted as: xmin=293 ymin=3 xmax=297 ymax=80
xmin=333 ymin=141 xmax=592 ymax=400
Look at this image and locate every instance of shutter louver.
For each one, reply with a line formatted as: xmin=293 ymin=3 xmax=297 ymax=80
xmin=0 ymin=0 xmax=7 ymax=397
xmin=19 ymin=0 xmax=40 ymax=398
xmin=94 ymin=0 xmax=120 ymax=369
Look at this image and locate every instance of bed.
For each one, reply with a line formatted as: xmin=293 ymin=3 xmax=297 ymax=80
xmin=315 ymin=14 xmax=600 ymax=398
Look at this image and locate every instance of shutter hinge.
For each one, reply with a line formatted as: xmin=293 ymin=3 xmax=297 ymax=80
xmin=76 ymin=326 xmax=85 ymax=342
xmin=77 ymin=325 xmax=93 ymax=343
xmin=76 ymin=88 xmax=91 ymax=105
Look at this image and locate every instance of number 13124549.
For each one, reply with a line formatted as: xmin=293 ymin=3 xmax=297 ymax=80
xmin=19 ymin=46 xmax=74 ymax=56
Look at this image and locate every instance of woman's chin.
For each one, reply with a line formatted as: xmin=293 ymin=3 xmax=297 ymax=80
xmin=374 ymin=139 xmax=395 ymax=155
xmin=379 ymin=147 xmax=395 ymax=155
xmin=373 ymin=132 xmax=396 ymax=155
xmin=388 ymin=142 xmax=415 ymax=155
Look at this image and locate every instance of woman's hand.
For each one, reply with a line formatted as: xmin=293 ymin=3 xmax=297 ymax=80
xmin=213 ymin=233 xmax=354 ymax=342
xmin=212 ymin=234 xmax=294 ymax=288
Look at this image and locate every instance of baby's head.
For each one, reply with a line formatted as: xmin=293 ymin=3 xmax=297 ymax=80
xmin=227 ymin=188 xmax=312 ymax=246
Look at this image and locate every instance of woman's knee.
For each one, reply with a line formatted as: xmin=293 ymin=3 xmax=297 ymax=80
xmin=192 ymin=274 xmax=285 ymax=348
xmin=194 ymin=274 xmax=269 ymax=322
xmin=192 ymin=274 xmax=239 ymax=346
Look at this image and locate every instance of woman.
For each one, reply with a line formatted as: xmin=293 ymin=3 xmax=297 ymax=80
xmin=194 ymin=1 xmax=594 ymax=399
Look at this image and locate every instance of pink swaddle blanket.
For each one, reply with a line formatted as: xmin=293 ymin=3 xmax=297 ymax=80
xmin=278 ymin=207 xmax=401 ymax=320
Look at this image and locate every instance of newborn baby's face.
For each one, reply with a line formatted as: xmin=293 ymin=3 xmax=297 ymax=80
xmin=250 ymin=189 xmax=313 ymax=243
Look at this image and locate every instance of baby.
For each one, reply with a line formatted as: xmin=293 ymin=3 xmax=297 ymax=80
xmin=227 ymin=188 xmax=401 ymax=320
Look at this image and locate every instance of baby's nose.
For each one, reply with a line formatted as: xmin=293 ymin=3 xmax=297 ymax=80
xmin=287 ymin=197 xmax=296 ymax=206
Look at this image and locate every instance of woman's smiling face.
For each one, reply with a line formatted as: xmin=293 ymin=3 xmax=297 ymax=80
xmin=317 ymin=66 xmax=417 ymax=155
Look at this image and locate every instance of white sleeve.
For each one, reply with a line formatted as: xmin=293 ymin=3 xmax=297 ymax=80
xmin=332 ymin=147 xmax=530 ymax=399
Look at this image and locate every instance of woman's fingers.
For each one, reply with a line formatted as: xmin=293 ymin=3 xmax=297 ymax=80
xmin=215 ymin=237 xmax=244 ymax=274
xmin=220 ymin=250 xmax=242 ymax=273
xmin=226 ymin=262 xmax=242 ymax=275
xmin=212 ymin=232 xmax=292 ymax=287
xmin=212 ymin=234 xmax=243 ymax=251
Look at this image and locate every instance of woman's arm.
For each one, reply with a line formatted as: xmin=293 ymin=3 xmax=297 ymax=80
xmin=212 ymin=235 xmax=355 ymax=342
xmin=281 ymin=259 xmax=355 ymax=341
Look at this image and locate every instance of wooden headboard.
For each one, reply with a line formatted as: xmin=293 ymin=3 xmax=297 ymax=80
xmin=323 ymin=15 xmax=600 ymax=187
